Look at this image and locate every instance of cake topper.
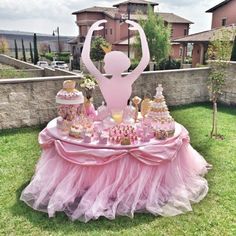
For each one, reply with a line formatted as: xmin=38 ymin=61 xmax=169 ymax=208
xmin=63 ymin=80 xmax=76 ymax=93
xmin=155 ymin=84 xmax=164 ymax=98
xmin=81 ymin=19 xmax=150 ymax=112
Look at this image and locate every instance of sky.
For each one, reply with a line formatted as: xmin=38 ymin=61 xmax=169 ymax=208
xmin=0 ymin=0 xmax=223 ymax=36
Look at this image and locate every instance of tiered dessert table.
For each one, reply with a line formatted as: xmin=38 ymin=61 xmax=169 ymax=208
xmin=21 ymin=118 xmax=209 ymax=222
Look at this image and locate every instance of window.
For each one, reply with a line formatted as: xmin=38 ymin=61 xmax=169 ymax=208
xmin=222 ymin=18 xmax=227 ymax=26
xmin=105 ymin=29 xmax=107 ymax=35
xmin=110 ymin=28 xmax=112 ymax=35
xmin=171 ymin=28 xmax=173 ymax=37
xmin=184 ymin=28 xmax=188 ymax=36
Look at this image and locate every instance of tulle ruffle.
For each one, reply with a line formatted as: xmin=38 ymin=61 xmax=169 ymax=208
xmin=20 ymin=124 xmax=209 ymax=222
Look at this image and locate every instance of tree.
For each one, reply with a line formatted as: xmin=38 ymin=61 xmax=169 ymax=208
xmin=33 ymin=33 xmax=39 ymax=64
xmin=0 ymin=37 xmax=9 ymax=54
xmin=21 ymin=39 xmax=26 ymax=61
xmin=230 ymin=36 xmax=236 ymax=61
xmin=133 ymin=5 xmax=171 ymax=64
xmin=90 ymin=35 xmax=110 ymax=61
xmin=29 ymin=42 xmax=34 ymax=63
xmin=14 ymin=39 xmax=18 ymax=59
xmin=207 ymin=28 xmax=235 ymax=138
xmin=48 ymin=44 xmax=51 ymax=53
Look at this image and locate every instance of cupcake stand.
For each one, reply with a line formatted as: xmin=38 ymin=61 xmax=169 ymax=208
xmin=20 ymin=20 xmax=210 ymax=223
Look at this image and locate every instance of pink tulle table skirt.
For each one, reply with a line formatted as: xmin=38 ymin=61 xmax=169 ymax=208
xmin=20 ymin=121 xmax=210 ymax=222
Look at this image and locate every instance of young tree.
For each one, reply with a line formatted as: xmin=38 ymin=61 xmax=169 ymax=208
xmin=33 ymin=33 xmax=39 ymax=64
xmin=230 ymin=36 xmax=236 ymax=61
xmin=133 ymin=5 xmax=171 ymax=64
xmin=39 ymin=42 xmax=49 ymax=55
xmin=29 ymin=42 xmax=34 ymax=63
xmin=48 ymin=44 xmax=51 ymax=53
xmin=21 ymin=39 xmax=26 ymax=61
xmin=90 ymin=35 xmax=110 ymax=61
xmin=0 ymin=37 xmax=9 ymax=54
xmin=14 ymin=39 xmax=18 ymax=59
xmin=207 ymin=28 xmax=235 ymax=138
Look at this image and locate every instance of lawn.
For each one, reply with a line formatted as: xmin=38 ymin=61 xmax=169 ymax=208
xmin=0 ymin=103 xmax=235 ymax=236
xmin=0 ymin=64 xmax=29 ymax=79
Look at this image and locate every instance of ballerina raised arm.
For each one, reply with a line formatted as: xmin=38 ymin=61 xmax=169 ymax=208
xmin=81 ymin=20 xmax=107 ymax=83
xmin=125 ymin=20 xmax=150 ymax=83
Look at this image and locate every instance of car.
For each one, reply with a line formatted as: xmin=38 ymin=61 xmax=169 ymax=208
xmin=37 ymin=61 xmax=49 ymax=68
xmin=51 ymin=61 xmax=68 ymax=70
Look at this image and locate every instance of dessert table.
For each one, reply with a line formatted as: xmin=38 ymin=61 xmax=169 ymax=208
xmin=20 ymin=118 xmax=209 ymax=222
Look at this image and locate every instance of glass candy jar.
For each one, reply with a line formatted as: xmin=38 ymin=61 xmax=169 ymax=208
xmin=56 ymin=80 xmax=84 ymax=131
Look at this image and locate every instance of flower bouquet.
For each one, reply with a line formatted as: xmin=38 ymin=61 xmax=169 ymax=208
xmin=80 ymin=74 xmax=97 ymax=118
xmin=80 ymin=74 xmax=97 ymax=99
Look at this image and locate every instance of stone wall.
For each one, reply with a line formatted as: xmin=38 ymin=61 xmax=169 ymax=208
xmin=86 ymin=67 xmax=210 ymax=107
xmin=132 ymin=67 xmax=210 ymax=106
xmin=1 ymin=65 xmax=236 ymax=130
xmin=219 ymin=61 xmax=236 ymax=106
xmin=0 ymin=75 xmax=82 ymax=130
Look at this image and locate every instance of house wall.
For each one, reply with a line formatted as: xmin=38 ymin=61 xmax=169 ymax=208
xmin=211 ymin=0 xmax=236 ymax=28
xmin=171 ymin=23 xmax=189 ymax=39
xmin=104 ymin=16 xmax=118 ymax=43
xmin=192 ymin=44 xmax=202 ymax=67
xmin=170 ymin=23 xmax=190 ymax=59
xmin=77 ymin=13 xmax=122 ymax=44
xmin=171 ymin=44 xmax=181 ymax=59
xmin=77 ymin=12 xmax=105 ymax=37
xmin=120 ymin=22 xmax=129 ymax=40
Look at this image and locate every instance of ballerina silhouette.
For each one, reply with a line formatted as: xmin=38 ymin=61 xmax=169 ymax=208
xmin=81 ymin=19 xmax=150 ymax=112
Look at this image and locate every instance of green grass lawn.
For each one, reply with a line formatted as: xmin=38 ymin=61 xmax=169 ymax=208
xmin=0 ymin=103 xmax=235 ymax=236
xmin=0 ymin=65 xmax=29 ymax=79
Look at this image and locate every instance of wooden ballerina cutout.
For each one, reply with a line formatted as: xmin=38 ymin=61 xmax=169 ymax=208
xmin=81 ymin=19 xmax=150 ymax=113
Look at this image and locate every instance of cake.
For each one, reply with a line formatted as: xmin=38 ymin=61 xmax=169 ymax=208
xmin=147 ymin=84 xmax=175 ymax=137
xmin=56 ymin=117 xmax=72 ymax=132
xmin=69 ymin=124 xmax=84 ymax=139
xmin=109 ymin=124 xmax=138 ymax=145
xmin=69 ymin=115 xmax=94 ymax=139
xmin=56 ymin=80 xmax=84 ymax=105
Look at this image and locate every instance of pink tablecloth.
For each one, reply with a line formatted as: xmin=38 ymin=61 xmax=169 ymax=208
xmin=20 ymin=121 xmax=210 ymax=222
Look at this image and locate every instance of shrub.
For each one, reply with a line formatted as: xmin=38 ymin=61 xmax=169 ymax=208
xmin=158 ymin=58 xmax=181 ymax=70
xmin=129 ymin=59 xmax=139 ymax=71
xmin=0 ymin=37 xmax=9 ymax=54
xmin=57 ymin=52 xmax=70 ymax=63
xmin=44 ymin=52 xmax=70 ymax=63
xmin=90 ymin=36 xmax=110 ymax=61
xmin=44 ymin=52 xmax=55 ymax=61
